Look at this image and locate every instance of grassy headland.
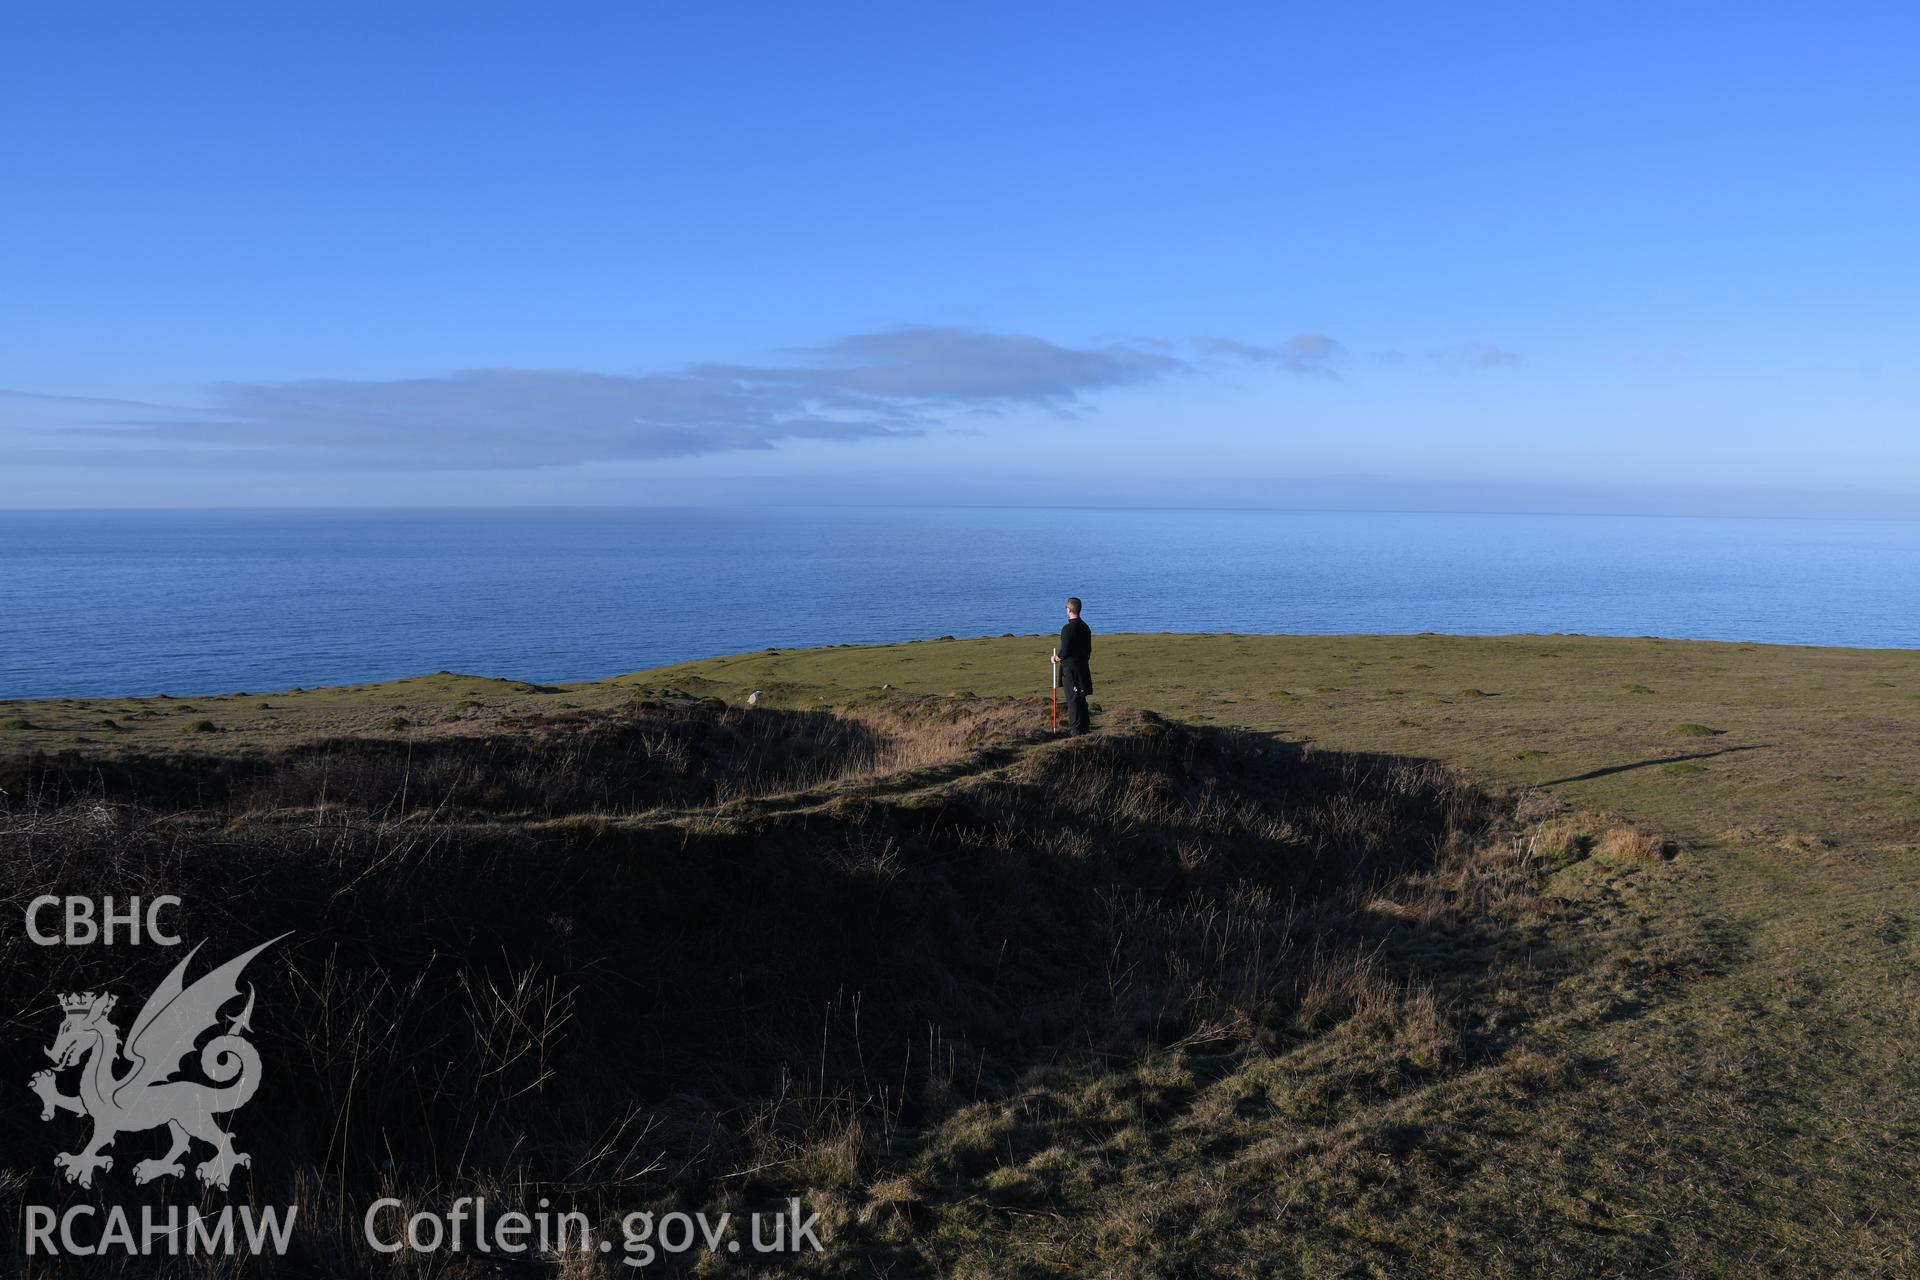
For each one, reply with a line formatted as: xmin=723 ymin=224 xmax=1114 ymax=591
xmin=12 ymin=632 xmax=1916 ymax=848
xmin=3 ymin=633 xmax=1917 ymax=1275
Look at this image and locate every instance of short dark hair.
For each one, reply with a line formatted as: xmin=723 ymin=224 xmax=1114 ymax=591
xmin=1066 ymin=597 xmax=1082 ymax=613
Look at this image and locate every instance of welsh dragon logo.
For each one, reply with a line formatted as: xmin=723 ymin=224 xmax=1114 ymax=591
xmin=28 ymin=936 xmax=286 ymax=1191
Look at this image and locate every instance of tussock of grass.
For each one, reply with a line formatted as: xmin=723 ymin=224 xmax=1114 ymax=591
xmin=1532 ymin=816 xmax=1589 ymax=864
xmin=1595 ymin=825 xmax=1664 ymax=863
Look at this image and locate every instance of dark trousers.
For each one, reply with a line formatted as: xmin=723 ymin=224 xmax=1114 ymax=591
xmin=1064 ymin=687 xmax=1090 ymax=734
xmin=1061 ymin=662 xmax=1092 ymax=734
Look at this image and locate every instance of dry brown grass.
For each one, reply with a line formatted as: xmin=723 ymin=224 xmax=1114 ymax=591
xmin=1595 ymin=823 xmax=1665 ymax=863
xmin=1533 ymin=815 xmax=1587 ymax=861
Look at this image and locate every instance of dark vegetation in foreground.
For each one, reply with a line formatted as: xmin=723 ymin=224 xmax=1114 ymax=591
xmin=0 ymin=693 xmax=1550 ymax=1275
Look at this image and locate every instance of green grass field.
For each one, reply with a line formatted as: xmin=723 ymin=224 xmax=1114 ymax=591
xmin=6 ymin=632 xmax=1918 ymax=1275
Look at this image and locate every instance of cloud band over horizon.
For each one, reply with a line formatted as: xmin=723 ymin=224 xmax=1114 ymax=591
xmin=3 ymin=325 xmax=1509 ymax=471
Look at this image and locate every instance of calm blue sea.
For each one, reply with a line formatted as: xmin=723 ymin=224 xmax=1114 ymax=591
xmin=2 ymin=508 xmax=1916 ymax=700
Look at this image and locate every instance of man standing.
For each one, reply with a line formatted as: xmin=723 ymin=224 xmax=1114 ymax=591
xmin=1053 ymin=596 xmax=1093 ymax=736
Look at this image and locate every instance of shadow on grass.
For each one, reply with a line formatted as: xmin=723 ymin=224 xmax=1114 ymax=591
xmin=1539 ymin=744 xmax=1771 ymax=787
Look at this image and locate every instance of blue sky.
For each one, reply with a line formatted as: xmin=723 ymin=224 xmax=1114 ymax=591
xmin=3 ymin=3 xmax=1916 ymax=512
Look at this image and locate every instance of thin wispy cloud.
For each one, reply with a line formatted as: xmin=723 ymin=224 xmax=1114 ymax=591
xmin=1201 ymin=333 xmax=1348 ymax=377
xmin=1378 ymin=341 xmax=1520 ymax=369
xmin=704 ymin=328 xmax=1182 ymax=405
xmin=12 ymin=327 xmax=1193 ymax=470
xmin=1 ymin=325 xmax=1477 ymax=472
xmin=0 ymin=387 xmax=201 ymax=411
xmin=1439 ymin=341 xmax=1520 ymax=369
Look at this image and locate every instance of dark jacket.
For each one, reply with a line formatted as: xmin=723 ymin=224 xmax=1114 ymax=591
xmin=1059 ymin=617 xmax=1093 ymax=693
